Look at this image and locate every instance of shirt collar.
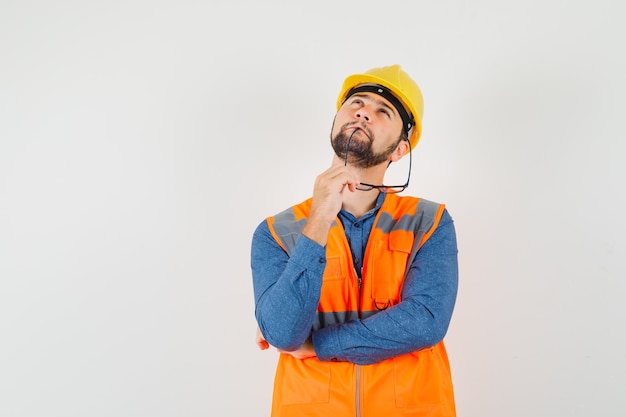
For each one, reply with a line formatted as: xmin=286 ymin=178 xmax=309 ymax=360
xmin=338 ymin=191 xmax=387 ymax=223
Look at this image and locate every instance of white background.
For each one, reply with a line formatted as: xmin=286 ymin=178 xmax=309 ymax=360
xmin=1 ymin=1 xmax=625 ymax=416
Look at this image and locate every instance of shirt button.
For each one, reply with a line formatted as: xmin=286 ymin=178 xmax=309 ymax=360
xmin=354 ymin=223 xmax=360 ymax=228
xmin=331 ymin=358 xmax=338 ymax=362
xmin=318 ymin=258 xmax=325 ymax=264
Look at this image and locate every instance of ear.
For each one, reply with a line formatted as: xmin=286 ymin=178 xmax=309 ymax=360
xmin=390 ymin=139 xmax=409 ymax=163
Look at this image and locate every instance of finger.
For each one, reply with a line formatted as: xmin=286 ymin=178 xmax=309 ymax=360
xmin=325 ymin=166 xmax=358 ymax=186
xmin=336 ymin=172 xmax=360 ymax=192
xmin=256 ymin=326 xmax=269 ymax=350
xmin=346 ymin=181 xmax=359 ymax=192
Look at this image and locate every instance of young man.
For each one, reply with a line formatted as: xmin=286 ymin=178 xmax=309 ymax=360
xmin=251 ymin=65 xmax=459 ymax=417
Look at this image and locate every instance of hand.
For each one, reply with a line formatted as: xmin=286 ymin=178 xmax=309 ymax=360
xmin=278 ymin=337 xmax=317 ymax=360
xmin=303 ymin=160 xmax=359 ymax=246
xmin=256 ymin=326 xmax=269 ymax=350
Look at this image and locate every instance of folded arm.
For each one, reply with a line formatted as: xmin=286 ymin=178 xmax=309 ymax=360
xmin=251 ymin=221 xmax=326 ymax=352
xmin=312 ymin=211 xmax=459 ymax=365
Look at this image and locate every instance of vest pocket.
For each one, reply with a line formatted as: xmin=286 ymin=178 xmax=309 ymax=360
xmin=280 ymin=357 xmax=331 ymax=405
xmin=393 ymin=349 xmax=444 ymax=407
xmin=323 ymin=256 xmax=345 ymax=281
xmin=370 ymin=238 xmax=410 ymax=305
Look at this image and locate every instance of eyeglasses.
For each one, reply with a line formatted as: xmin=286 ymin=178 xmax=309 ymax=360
xmin=344 ymin=129 xmax=412 ymax=194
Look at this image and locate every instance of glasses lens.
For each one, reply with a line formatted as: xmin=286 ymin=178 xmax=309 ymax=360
xmin=355 ymin=184 xmax=406 ymax=193
xmin=378 ymin=186 xmax=406 ymax=194
xmin=355 ymin=184 xmax=374 ymax=191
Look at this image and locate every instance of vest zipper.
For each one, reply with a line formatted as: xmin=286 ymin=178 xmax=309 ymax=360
xmin=354 ymin=266 xmax=362 ymax=417
xmin=355 ymin=365 xmax=361 ymax=417
xmin=354 ymin=267 xmax=362 ymax=312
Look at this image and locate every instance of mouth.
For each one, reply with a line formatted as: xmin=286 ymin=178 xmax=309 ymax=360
xmin=345 ymin=125 xmax=369 ymax=140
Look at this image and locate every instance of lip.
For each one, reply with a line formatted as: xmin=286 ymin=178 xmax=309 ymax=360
xmin=346 ymin=125 xmax=370 ymax=140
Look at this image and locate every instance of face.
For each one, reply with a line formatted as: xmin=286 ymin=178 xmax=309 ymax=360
xmin=330 ymin=92 xmax=405 ymax=169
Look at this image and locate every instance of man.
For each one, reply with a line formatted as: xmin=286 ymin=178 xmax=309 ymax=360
xmin=251 ymin=64 xmax=459 ymax=417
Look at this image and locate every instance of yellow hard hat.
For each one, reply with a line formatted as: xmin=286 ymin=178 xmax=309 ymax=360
xmin=336 ymin=64 xmax=424 ymax=151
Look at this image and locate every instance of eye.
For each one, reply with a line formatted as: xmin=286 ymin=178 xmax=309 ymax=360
xmin=379 ymin=108 xmax=391 ymax=118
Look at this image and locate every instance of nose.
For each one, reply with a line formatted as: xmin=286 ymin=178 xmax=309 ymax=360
xmin=355 ymin=108 xmax=370 ymax=122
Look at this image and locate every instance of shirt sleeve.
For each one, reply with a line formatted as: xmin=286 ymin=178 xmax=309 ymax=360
xmin=251 ymin=219 xmax=327 ymax=351
xmin=312 ymin=209 xmax=459 ymax=365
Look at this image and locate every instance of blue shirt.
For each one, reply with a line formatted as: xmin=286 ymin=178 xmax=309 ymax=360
xmin=251 ymin=193 xmax=458 ymax=365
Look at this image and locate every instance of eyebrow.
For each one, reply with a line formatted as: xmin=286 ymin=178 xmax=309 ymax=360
xmin=350 ymin=93 xmax=397 ymax=116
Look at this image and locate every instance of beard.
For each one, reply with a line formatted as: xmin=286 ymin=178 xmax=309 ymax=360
xmin=331 ymin=124 xmax=398 ymax=169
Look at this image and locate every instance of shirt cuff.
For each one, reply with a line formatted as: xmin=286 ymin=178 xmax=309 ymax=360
xmin=290 ymin=233 xmax=327 ymax=275
xmin=312 ymin=325 xmax=343 ymax=362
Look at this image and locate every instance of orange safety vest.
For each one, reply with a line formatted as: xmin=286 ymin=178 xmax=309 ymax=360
xmin=266 ymin=194 xmax=456 ymax=417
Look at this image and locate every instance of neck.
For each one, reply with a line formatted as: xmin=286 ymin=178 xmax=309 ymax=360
xmin=342 ymin=187 xmax=381 ymax=219
xmin=335 ymin=155 xmax=387 ymax=219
